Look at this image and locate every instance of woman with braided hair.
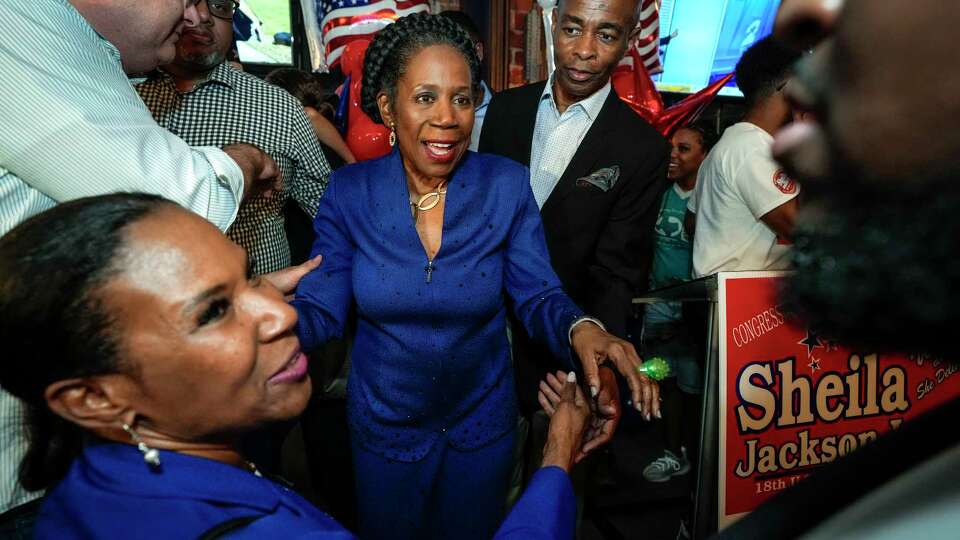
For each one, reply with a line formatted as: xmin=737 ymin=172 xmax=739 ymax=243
xmin=293 ymin=12 xmax=658 ymax=539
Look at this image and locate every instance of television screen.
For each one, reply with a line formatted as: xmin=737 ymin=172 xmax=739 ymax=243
xmin=653 ymin=0 xmax=782 ymax=97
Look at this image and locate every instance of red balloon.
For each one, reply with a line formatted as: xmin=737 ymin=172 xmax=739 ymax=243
xmin=615 ymin=46 xmax=732 ymax=137
xmin=342 ymin=39 xmax=392 ymax=162
xmin=340 ymin=37 xmax=367 ymax=79
xmin=613 ymin=47 xmax=662 ymax=124
xmin=655 ymin=73 xmax=734 ymax=137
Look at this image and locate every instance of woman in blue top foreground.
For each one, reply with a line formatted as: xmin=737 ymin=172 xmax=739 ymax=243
xmin=293 ymin=12 xmax=660 ymax=540
xmin=0 ymin=193 xmax=593 ymax=539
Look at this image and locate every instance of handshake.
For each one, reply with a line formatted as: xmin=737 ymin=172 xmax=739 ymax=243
xmin=536 ymin=368 xmax=619 ymax=472
xmin=538 ymin=357 xmax=669 ymax=470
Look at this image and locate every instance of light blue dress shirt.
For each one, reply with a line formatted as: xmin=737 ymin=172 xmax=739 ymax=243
xmin=0 ymin=0 xmax=244 ymax=239
xmin=529 ymin=75 xmax=611 ymax=208
xmin=469 ymin=80 xmax=493 ymax=152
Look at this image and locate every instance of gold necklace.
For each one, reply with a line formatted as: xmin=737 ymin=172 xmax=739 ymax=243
xmin=410 ymin=181 xmax=448 ymax=223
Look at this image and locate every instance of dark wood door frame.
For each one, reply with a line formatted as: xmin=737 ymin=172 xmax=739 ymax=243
xmin=487 ymin=0 xmax=510 ymax=92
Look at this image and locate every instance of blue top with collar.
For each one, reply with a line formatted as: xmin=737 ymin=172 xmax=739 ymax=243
xmin=35 ymin=443 xmax=577 ymax=539
xmin=293 ymin=150 xmax=583 ymax=461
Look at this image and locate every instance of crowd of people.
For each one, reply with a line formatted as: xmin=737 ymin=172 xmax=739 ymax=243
xmin=1 ymin=0 xmax=957 ymax=539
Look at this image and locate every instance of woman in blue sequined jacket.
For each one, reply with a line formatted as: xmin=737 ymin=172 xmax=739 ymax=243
xmin=293 ymin=13 xmax=658 ymax=540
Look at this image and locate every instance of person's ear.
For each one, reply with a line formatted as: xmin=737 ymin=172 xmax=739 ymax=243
xmin=377 ymin=92 xmax=395 ymax=129
xmin=45 ymin=376 xmax=137 ymax=432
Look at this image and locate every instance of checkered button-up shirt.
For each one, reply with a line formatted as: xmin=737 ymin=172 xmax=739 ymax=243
xmin=137 ymin=63 xmax=331 ymax=274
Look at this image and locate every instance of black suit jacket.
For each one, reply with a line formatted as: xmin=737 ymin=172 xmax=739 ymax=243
xmin=480 ymin=81 xmax=669 ymax=413
xmin=479 ymin=81 xmax=669 ymax=337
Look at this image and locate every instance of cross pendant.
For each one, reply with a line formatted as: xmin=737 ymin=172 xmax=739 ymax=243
xmin=425 ymin=260 xmax=435 ymax=284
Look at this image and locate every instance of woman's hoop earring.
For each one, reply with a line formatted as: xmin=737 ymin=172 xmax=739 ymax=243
xmin=122 ymin=422 xmax=161 ymax=467
xmin=389 ymin=124 xmax=397 ymax=147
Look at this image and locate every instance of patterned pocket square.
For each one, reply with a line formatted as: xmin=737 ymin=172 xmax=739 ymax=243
xmin=576 ymin=166 xmax=620 ymax=192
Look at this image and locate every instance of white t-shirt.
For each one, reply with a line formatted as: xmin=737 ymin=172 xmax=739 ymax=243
xmin=687 ymin=122 xmax=799 ymax=277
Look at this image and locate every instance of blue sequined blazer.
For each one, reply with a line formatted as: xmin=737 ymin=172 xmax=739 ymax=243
xmin=293 ymin=150 xmax=583 ymax=462
xmin=36 ymin=443 xmax=576 ymax=539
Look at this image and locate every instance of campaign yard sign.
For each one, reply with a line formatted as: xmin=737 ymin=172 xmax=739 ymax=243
xmin=717 ymin=271 xmax=960 ymax=528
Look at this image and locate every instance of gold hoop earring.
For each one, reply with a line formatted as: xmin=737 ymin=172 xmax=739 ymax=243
xmin=389 ymin=124 xmax=397 ymax=147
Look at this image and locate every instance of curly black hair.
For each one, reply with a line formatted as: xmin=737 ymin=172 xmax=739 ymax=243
xmin=265 ymin=69 xmax=329 ymax=110
xmin=735 ymin=36 xmax=803 ymax=107
xmin=678 ymin=121 xmax=719 ymax=153
xmin=361 ymin=12 xmax=481 ymax=125
xmin=265 ymin=68 xmax=341 ymax=120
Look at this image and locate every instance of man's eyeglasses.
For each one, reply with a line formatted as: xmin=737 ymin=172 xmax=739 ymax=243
xmin=199 ymin=0 xmax=240 ymax=21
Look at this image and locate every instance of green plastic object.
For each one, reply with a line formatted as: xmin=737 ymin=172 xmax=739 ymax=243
xmin=637 ymin=356 xmax=671 ymax=381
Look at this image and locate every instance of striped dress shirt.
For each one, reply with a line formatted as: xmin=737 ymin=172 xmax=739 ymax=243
xmin=0 ymin=0 xmax=246 ymax=512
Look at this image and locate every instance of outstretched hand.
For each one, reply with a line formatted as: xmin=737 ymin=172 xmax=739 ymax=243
xmin=263 ymin=255 xmax=323 ymax=299
xmin=570 ymin=322 xmax=661 ymax=421
xmin=540 ymin=372 xmax=591 ymax=473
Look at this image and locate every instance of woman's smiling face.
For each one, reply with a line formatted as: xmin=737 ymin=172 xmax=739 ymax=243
xmin=99 ymin=206 xmax=311 ymax=442
xmin=379 ymin=44 xmax=475 ymax=183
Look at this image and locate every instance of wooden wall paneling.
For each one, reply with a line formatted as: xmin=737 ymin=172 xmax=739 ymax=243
xmin=488 ymin=0 xmax=510 ymax=92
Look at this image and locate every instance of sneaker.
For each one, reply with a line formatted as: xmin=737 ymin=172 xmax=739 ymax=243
xmin=642 ymin=448 xmax=690 ymax=483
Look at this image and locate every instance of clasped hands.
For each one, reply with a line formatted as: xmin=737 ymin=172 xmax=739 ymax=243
xmin=539 ymin=322 xmax=661 ymax=465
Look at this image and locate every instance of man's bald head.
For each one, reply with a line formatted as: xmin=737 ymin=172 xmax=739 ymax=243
xmin=557 ymin=0 xmax=644 ymax=26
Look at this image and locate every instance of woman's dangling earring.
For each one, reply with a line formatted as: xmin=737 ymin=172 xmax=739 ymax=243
xmin=122 ymin=422 xmax=161 ymax=467
xmin=389 ymin=123 xmax=397 ymax=147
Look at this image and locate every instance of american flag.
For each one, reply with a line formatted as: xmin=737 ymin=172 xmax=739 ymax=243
xmin=315 ymin=0 xmax=430 ymax=68
xmin=624 ymin=0 xmax=663 ymax=75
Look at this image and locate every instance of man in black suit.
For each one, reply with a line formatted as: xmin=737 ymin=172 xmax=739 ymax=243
xmin=480 ymin=0 xmax=669 ymax=425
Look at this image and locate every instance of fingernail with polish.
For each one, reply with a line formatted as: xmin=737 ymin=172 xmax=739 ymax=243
xmin=590 ymin=386 xmax=598 ymax=397
xmin=567 ymin=371 xmax=577 ymax=383
xmin=656 ymin=410 xmax=662 ymax=419
xmin=635 ymin=402 xmax=643 ymax=412
xmin=645 ymin=413 xmax=652 ymax=421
